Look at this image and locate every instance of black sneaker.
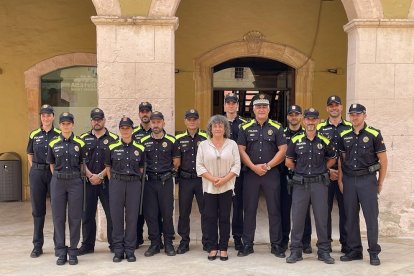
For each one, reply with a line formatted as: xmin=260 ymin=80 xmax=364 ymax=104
xmin=68 ymin=255 xmax=78 ymax=265
xmin=237 ymin=245 xmax=254 ymax=257
xmin=144 ymin=244 xmax=160 ymax=257
xmin=318 ymin=252 xmax=335 ymax=264
xmin=56 ymin=255 xmax=67 ymax=265
xmin=113 ymin=253 xmax=124 ymax=263
xmin=286 ymin=252 xmax=303 ymax=264
xmin=30 ymin=248 xmax=43 ymax=258
xmin=176 ymin=243 xmax=189 ymax=254
xmin=271 ymin=245 xmax=286 ymax=258
xmin=369 ymin=253 xmax=380 ymax=266
xmin=340 ymin=251 xmax=363 ymax=262
xmin=164 ymin=243 xmax=176 ymax=256
xmin=78 ymin=245 xmax=94 ymax=256
xmin=126 ymin=253 xmax=136 ymax=262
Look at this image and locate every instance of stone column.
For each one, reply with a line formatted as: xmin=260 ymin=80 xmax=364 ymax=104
xmin=344 ymin=19 xmax=414 ymax=237
xmin=91 ymin=16 xmax=178 ymax=241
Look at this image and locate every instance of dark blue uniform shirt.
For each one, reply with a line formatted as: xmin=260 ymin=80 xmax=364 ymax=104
xmin=175 ymin=129 xmax=208 ymax=173
xmin=47 ymin=133 xmax=86 ymax=172
xmin=27 ymin=127 xmax=61 ymax=164
xmin=105 ymin=139 xmax=145 ymax=176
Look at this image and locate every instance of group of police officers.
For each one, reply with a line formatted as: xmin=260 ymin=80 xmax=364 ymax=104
xmin=27 ymin=93 xmax=387 ymax=266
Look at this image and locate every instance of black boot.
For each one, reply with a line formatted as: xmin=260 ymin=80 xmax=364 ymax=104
xmin=286 ymin=252 xmax=303 ymax=263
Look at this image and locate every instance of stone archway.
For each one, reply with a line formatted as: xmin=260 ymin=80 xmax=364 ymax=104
xmin=193 ymin=31 xmax=314 ymax=127
xmin=341 ymin=0 xmax=383 ymax=20
xmin=24 ymin=53 xmax=97 ymax=131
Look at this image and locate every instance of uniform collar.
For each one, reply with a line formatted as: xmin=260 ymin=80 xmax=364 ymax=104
xmin=327 ymin=117 xmax=344 ymax=127
xmin=60 ymin=132 xmax=74 ymax=141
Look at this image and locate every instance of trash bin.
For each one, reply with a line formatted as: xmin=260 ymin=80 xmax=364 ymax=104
xmin=0 ymin=152 xmax=22 ymax=201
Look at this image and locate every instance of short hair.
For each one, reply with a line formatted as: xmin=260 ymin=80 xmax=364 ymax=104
xmin=206 ymin=115 xmax=231 ymax=138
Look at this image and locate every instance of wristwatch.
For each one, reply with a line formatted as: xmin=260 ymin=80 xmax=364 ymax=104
xmin=265 ymin=163 xmax=271 ymax=171
xmin=97 ymin=172 xmax=105 ymax=180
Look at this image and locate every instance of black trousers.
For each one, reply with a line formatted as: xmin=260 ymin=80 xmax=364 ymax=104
xmin=242 ymin=168 xmax=282 ymax=246
xmin=143 ymin=178 xmax=175 ymax=245
xmin=50 ymin=175 xmax=83 ymax=256
xmin=29 ymin=167 xmax=53 ymax=249
xmin=291 ymin=182 xmax=330 ymax=254
xmin=137 ymin=206 xmax=163 ymax=244
xmin=109 ymin=178 xmax=141 ymax=255
xmin=280 ymin=174 xmax=312 ymax=247
xmin=203 ymin=190 xmax=233 ymax=251
xmin=343 ymin=173 xmax=380 ymax=254
xmin=177 ymin=177 xmax=206 ymax=245
xmin=232 ymin=172 xmax=244 ymax=240
xmin=81 ymin=178 xmax=112 ymax=249
xmin=328 ymin=179 xmax=347 ymax=246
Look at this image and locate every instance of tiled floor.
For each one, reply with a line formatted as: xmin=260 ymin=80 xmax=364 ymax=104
xmin=0 ymin=199 xmax=413 ymax=275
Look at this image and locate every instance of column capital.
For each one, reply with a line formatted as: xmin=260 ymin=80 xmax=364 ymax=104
xmin=344 ymin=19 xmax=414 ymax=33
xmin=91 ymin=16 xmax=179 ymax=30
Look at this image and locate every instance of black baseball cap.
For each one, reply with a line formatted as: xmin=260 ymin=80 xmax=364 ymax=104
xmin=139 ymin=102 xmax=152 ymax=112
xmin=287 ymin=105 xmax=302 ymax=114
xmin=303 ymin=108 xmax=319 ymax=119
xmin=150 ymin=111 xmax=164 ymax=120
xmin=185 ymin=109 xmax=199 ymax=119
xmin=327 ymin=95 xmax=342 ymax=105
xmin=90 ymin=108 xmax=105 ymax=119
xmin=119 ymin=116 xmax=134 ymax=128
xmin=348 ymin=103 xmax=366 ymax=114
xmin=224 ymin=93 xmax=238 ymax=103
xmin=39 ymin=104 xmax=54 ymax=114
xmin=59 ymin=112 xmax=74 ymax=123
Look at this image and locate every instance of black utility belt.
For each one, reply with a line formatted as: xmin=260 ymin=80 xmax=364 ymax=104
xmin=112 ymin=173 xmax=141 ymax=182
xmin=291 ymin=173 xmax=329 ymax=185
xmin=147 ymin=171 xmax=173 ymax=181
xmin=180 ymin=170 xmax=199 ymax=179
xmin=32 ymin=163 xmax=49 ymax=170
xmin=344 ymin=163 xmax=381 ymax=177
xmin=54 ymin=171 xmax=81 ymax=179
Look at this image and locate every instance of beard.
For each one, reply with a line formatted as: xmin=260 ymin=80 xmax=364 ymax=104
xmin=141 ymin=116 xmax=150 ymax=124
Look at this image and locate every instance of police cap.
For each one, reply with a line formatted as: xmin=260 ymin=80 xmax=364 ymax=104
xmin=185 ymin=109 xmax=199 ymax=119
xmin=253 ymin=94 xmax=270 ymax=105
xmin=327 ymin=95 xmax=342 ymax=105
xmin=59 ymin=112 xmax=74 ymax=123
xmin=90 ymin=107 xmax=104 ymax=119
xmin=224 ymin=93 xmax=238 ymax=103
xmin=287 ymin=105 xmax=302 ymax=114
xmin=139 ymin=102 xmax=152 ymax=112
xmin=348 ymin=103 xmax=366 ymax=114
xmin=150 ymin=111 xmax=164 ymax=120
xmin=303 ymin=108 xmax=319 ymax=119
xmin=39 ymin=104 xmax=54 ymax=114
xmin=119 ymin=116 xmax=134 ymax=128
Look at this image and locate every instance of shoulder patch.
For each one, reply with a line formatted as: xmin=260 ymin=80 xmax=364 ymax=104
xmin=133 ymin=126 xmax=141 ymax=134
xmin=73 ymin=136 xmax=85 ymax=147
xmin=140 ymin=135 xmax=151 ymax=143
xmin=268 ymin=119 xmax=281 ymax=129
xmin=132 ymin=141 xmax=145 ymax=151
xmin=317 ymin=133 xmax=330 ymax=145
xmin=54 ymin=127 xmax=61 ymax=134
xmin=109 ymin=140 xmax=122 ymax=151
xmin=241 ymin=120 xmax=254 ymax=130
xmin=291 ymin=133 xmax=305 ymax=143
xmin=109 ymin=131 xmax=118 ymax=140
xmin=175 ymin=131 xmax=187 ymax=140
xmin=165 ymin=134 xmax=176 ymax=143
xmin=365 ymin=126 xmax=379 ymax=137
xmin=340 ymin=129 xmax=353 ymax=137
xmin=199 ymin=131 xmax=209 ymax=138
xmin=80 ymin=132 xmax=89 ymax=139
xmin=49 ymin=136 xmax=62 ymax=148
xmin=316 ymin=121 xmax=328 ymax=130
xmin=343 ymin=120 xmax=352 ymax=126
xmin=29 ymin=128 xmax=41 ymax=139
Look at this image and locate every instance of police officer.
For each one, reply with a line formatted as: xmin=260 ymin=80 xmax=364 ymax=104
xmin=175 ymin=109 xmax=208 ymax=254
xmin=279 ymin=105 xmax=313 ymax=254
xmin=105 ymin=116 xmax=145 ymax=262
xmin=141 ymin=111 xmax=180 ymax=257
xmin=237 ymin=94 xmax=287 ymax=257
xmin=317 ymin=95 xmax=352 ymax=253
xmin=47 ymin=112 xmax=85 ymax=265
xmin=285 ymin=108 xmax=336 ymax=264
xmin=78 ymin=108 xmax=118 ymax=255
xmin=223 ymin=93 xmax=248 ymax=251
xmin=27 ymin=104 xmax=60 ymax=258
xmin=338 ymin=104 xmax=387 ymax=266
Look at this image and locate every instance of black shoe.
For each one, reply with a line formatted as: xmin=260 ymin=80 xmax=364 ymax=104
xmin=30 ymin=248 xmax=43 ymax=258
xmin=286 ymin=252 xmax=303 ymax=264
xmin=208 ymin=250 xmax=217 ymax=261
xmin=271 ymin=245 xmax=286 ymax=258
xmin=68 ymin=255 xmax=78 ymax=265
xmin=176 ymin=243 xmax=189 ymax=254
xmin=318 ymin=252 xmax=335 ymax=264
xmin=126 ymin=253 xmax=136 ymax=262
xmin=78 ymin=245 xmax=94 ymax=256
xmin=234 ymin=237 xmax=243 ymax=251
xmin=113 ymin=254 xmax=124 ymax=263
xmin=165 ymin=243 xmax=176 ymax=256
xmin=237 ymin=245 xmax=254 ymax=257
xmin=56 ymin=255 xmax=67 ymax=265
xmin=341 ymin=245 xmax=351 ymax=254
xmin=303 ymin=245 xmax=313 ymax=254
xmin=340 ymin=251 xmax=363 ymax=262
xmin=144 ymin=244 xmax=160 ymax=257
xmin=220 ymin=252 xmax=229 ymax=261
xmin=369 ymin=253 xmax=380 ymax=266
xmin=203 ymin=244 xmax=211 ymax=253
